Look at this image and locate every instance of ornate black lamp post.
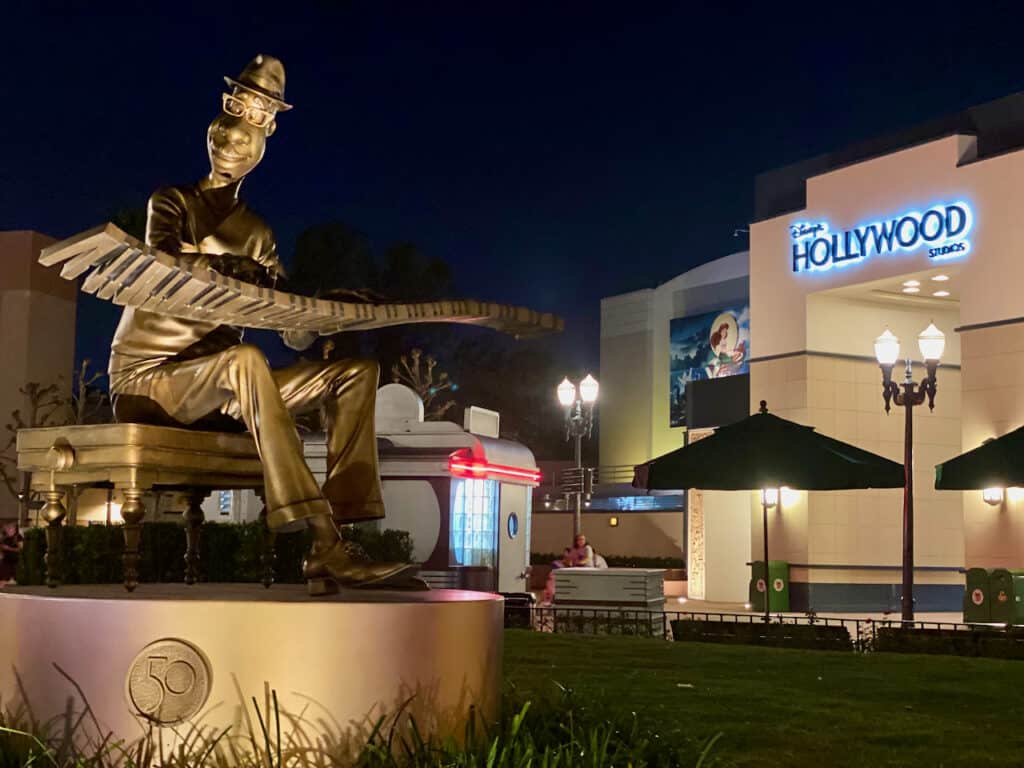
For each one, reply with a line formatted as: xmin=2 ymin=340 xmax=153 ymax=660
xmin=874 ymin=323 xmax=945 ymax=622
xmin=557 ymin=375 xmax=599 ymax=537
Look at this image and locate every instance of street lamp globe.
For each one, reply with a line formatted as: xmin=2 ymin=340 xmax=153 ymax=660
xmin=918 ymin=322 xmax=945 ymax=362
xmin=874 ymin=329 xmax=900 ymax=366
xmin=557 ymin=377 xmax=576 ymax=407
xmin=761 ymin=488 xmax=779 ymax=508
xmin=579 ymin=374 xmax=599 ymax=404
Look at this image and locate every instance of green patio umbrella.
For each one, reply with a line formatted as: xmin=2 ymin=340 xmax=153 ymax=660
xmin=935 ymin=425 xmax=1024 ymax=490
xmin=633 ymin=401 xmax=905 ymax=619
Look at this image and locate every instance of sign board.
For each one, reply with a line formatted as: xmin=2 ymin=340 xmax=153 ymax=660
xmin=791 ymin=201 xmax=973 ymax=274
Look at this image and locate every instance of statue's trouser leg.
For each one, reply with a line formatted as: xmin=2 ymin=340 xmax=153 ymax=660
xmin=112 ymin=344 xmax=330 ymax=530
xmin=248 ymin=358 xmax=385 ymax=524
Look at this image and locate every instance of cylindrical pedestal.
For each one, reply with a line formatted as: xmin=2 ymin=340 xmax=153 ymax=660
xmin=0 ymin=584 xmax=503 ymax=756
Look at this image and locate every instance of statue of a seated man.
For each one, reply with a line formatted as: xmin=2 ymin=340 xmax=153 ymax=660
xmin=108 ymin=55 xmax=412 ymax=592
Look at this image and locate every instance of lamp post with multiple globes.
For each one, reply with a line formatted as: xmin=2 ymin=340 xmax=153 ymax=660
xmin=874 ymin=322 xmax=945 ymax=622
xmin=557 ymin=375 xmax=599 ymax=537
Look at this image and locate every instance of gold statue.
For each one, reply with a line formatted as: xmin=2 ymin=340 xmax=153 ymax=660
xmin=108 ymin=55 xmax=413 ymax=592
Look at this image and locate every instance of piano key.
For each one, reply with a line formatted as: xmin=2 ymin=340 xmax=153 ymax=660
xmin=158 ymin=277 xmax=212 ymax=313
xmin=112 ymin=256 xmax=161 ymax=305
xmin=96 ymin=249 xmax=146 ymax=300
xmin=115 ymin=258 xmax=175 ymax=307
xmin=58 ymin=247 xmax=104 ymax=280
xmin=39 ymin=224 xmax=115 ymax=267
xmin=81 ymin=246 xmax=137 ymax=294
xmin=137 ymin=270 xmax=189 ymax=311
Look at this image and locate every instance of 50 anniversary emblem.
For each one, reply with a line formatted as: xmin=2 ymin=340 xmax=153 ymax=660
xmin=126 ymin=638 xmax=212 ymax=725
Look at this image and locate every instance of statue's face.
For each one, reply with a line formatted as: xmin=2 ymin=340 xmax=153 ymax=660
xmin=206 ymin=89 xmax=276 ymax=183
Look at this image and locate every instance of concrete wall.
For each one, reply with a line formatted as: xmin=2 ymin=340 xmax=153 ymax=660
xmin=599 ymin=253 xmax=749 ymax=468
xmin=961 ymin=324 xmax=1024 ymax=569
xmin=530 ymin=510 xmax=683 ymax=559
xmin=0 ymin=231 xmax=76 ymax=521
xmin=702 ymin=490 xmax=752 ymax=602
xmin=598 ymin=289 xmax=654 ymax=468
xmin=749 ymin=355 xmax=963 ymax=574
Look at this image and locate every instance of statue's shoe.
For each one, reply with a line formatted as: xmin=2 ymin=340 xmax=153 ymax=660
xmin=302 ymin=541 xmax=418 ymax=595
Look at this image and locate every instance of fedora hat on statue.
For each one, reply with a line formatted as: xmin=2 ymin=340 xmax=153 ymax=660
xmin=224 ymin=54 xmax=293 ymax=111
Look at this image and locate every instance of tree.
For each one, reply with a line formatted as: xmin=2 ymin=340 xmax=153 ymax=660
xmin=288 ymin=221 xmax=457 ymax=370
xmin=390 ymin=348 xmax=456 ymax=421
xmin=0 ymin=361 xmax=111 ymax=525
xmin=444 ymin=334 xmax=586 ymax=462
xmin=0 ymin=382 xmax=67 ymax=525
xmin=289 ymin=222 xmax=377 ymax=298
xmin=110 ymin=207 xmax=147 ymax=240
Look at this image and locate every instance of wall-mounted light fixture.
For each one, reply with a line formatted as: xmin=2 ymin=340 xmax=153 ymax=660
xmin=608 ymin=516 xmax=619 ymax=527
xmin=983 ymin=487 xmax=1005 ymax=506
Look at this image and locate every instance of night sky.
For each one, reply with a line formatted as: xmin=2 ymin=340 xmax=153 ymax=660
xmin=6 ymin=2 xmax=1024 ymax=376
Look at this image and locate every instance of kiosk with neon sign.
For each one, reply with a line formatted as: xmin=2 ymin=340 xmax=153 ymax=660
xmin=304 ymin=384 xmax=540 ymax=593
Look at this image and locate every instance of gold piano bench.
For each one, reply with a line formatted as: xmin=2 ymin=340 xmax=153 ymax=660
xmin=16 ymin=424 xmax=274 ymax=592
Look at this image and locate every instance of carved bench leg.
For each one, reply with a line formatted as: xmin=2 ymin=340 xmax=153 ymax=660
xmin=184 ymin=490 xmax=208 ymax=585
xmin=121 ymin=488 xmax=145 ymax=592
xmin=257 ymin=489 xmax=276 ymax=588
xmin=41 ymin=488 xmax=67 ymax=588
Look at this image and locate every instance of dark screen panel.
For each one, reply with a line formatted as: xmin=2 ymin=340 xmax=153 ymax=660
xmin=686 ymin=374 xmax=750 ymax=430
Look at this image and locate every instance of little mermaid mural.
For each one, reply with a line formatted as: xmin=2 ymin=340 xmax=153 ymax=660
xmin=669 ymin=304 xmax=750 ymax=427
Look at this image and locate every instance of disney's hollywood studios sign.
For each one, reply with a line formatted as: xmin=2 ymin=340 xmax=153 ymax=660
xmin=790 ymin=201 xmax=973 ymax=274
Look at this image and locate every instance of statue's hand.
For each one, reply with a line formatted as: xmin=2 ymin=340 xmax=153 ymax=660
xmin=282 ymin=329 xmax=317 ymax=351
xmin=207 ymin=254 xmax=275 ymax=286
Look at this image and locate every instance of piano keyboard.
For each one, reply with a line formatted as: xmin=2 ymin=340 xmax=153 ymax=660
xmin=39 ymin=223 xmax=563 ymax=338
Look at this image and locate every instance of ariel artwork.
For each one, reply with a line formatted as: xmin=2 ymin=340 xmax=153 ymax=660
xmin=669 ymin=305 xmax=750 ymax=427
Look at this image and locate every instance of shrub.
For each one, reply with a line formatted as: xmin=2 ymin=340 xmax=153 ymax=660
xmin=15 ymin=522 xmax=414 ymax=586
xmin=670 ymin=619 xmax=854 ymax=651
xmin=873 ymin=626 xmax=1024 ymax=660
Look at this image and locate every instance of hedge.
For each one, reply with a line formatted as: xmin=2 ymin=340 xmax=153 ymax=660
xmin=15 ymin=523 xmax=413 ymax=586
xmin=531 ymin=552 xmax=685 ymax=569
xmin=670 ymin=619 xmax=854 ymax=651
xmin=873 ymin=626 xmax=1024 ymax=660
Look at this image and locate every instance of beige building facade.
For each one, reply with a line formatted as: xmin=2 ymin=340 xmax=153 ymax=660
xmin=0 ymin=231 xmax=77 ymax=521
xmin=599 ymin=95 xmax=1024 ymax=610
xmin=747 ymin=129 xmax=1024 ymax=610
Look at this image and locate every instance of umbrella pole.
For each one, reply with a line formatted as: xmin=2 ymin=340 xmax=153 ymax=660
xmin=762 ymin=499 xmax=770 ymax=623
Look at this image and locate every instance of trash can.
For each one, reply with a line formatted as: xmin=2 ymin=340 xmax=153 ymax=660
xmin=963 ymin=567 xmax=991 ymax=623
xmin=749 ymin=560 xmax=790 ymax=612
xmin=989 ymin=569 xmax=1021 ymax=624
xmin=500 ymin=592 xmax=535 ymax=629
xmin=1011 ymin=573 xmax=1024 ymax=626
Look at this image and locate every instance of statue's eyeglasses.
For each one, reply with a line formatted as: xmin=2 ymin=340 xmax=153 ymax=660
xmin=222 ymin=93 xmax=275 ymax=128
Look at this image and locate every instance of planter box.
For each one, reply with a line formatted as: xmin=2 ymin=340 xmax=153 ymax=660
xmin=554 ymin=568 xmax=665 ymax=612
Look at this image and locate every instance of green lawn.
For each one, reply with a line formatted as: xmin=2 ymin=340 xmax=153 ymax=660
xmin=504 ymin=630 xmax=1024 ymax=767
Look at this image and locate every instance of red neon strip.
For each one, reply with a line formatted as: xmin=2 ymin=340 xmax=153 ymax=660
xmin=448 ymin=451 xmax=541 ymax=484
xmin=450 ymin=461 xmax=541 ymax=482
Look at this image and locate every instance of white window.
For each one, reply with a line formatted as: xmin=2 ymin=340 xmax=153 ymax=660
xmin=450 ymin=478 xmax=498 ymax=567
xmin=218 ymin=491 xmax=233 ymax=517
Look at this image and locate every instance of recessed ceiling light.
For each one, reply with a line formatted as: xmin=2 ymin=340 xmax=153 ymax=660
xmin=933 ymin=290 xmax=950 ymax=298
xmin=931 ymin=274 xmax=949 ymax=282
xmin=902 ymin=280 xmax=921 ymax=287
xmin=902 ymin=287 xmax=920 ymax=294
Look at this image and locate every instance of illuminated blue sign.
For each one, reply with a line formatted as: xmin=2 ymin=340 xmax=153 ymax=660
xmin=791 ymin=201 xmax=973 ymax=274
